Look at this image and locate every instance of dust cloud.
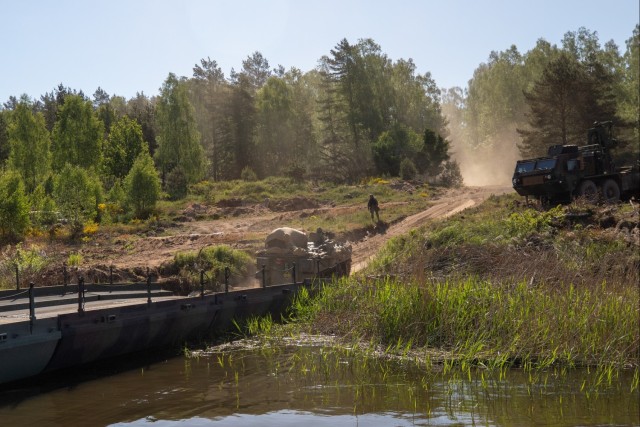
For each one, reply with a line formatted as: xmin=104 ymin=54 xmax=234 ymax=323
xmin=446 ymin=122 xmax=521 ymax=187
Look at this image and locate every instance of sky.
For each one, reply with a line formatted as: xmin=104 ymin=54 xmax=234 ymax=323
xmin=1 ymin=0 xmax=638 ymax=104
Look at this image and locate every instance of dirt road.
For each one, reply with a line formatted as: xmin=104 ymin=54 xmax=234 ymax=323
xmin=350 ymin=186 xmax=510 ymax=272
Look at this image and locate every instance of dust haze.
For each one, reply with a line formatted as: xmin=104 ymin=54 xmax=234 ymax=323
xmin=445 ymin=118 xmax=521 ymax=187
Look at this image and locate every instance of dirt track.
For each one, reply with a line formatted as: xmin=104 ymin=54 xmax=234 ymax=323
xmin=78 ymin=185 xmax=511 ymax=279
xmin=350 ymin=186 xmax=510 ymax=272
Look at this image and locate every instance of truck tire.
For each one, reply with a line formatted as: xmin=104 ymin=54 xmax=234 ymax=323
xmin=601 ymin=179 xmax=620 ymax=203
xmin=578 ymin=180 xmax=598 ymax=202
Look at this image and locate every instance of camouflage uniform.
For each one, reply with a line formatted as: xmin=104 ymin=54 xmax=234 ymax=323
xmin=367 ymin=194 xmax=380 ymax=222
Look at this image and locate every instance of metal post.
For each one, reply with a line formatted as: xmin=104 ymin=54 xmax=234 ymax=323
xmin=63 ymin=263 xmax=68 ymax=288
xmin=29 ymin=283 xmax=35 ymax=334
xmin=292 ymin=263 xmax=296 ymax=285
xmin=146 ymin=270 xmax=152 ymax=305
xmin=15 ymin=264 xmax=19 ymax=290
xmin=261 ymin=265 xmax=266 ymax=288
xmin=200 ymin=270 xmax=205 ymax=298
xmin=224 ymin=267 xmax=230 ymax=293
xmin=78 ymin=276 xmax=85 ymax=313
xmin=109 ymin=265 xmax=113 ymax=285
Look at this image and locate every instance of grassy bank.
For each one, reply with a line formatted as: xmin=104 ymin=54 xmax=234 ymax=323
xmin=289 ymin=277 xmax=638 ymax=371
xmin=245 ymin=194 xmax=639 ymax=384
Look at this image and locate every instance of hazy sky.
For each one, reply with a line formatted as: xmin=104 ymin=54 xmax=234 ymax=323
xmin=2 ymin=0 xmax=638 ymax=103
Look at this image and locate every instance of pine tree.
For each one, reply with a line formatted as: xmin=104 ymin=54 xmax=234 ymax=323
xmin=518 ymin=53 xmax=619 ymax=157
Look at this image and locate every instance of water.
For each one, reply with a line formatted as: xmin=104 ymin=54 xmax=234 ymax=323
xmin=1 ymin=343 xmax=638 ymax=426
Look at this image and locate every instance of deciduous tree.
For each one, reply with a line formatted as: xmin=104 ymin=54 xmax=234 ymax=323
xmin=7 ymin=103 xmax=51 ymax=193
xmin=155 ymin=73 xmax=205 ymax=197
xmin=0 ymin=170 xmax=29 ymax=241
xmin=51 ymin=94 xmax=104 ymax=171
xmin=103 ymin=116 xmax=146 ymax=185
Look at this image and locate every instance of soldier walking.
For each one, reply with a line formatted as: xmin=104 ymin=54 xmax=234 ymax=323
xmin=367 ymin=194 xmax=380 ymax=222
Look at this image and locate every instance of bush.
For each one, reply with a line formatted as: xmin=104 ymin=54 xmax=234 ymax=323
xmin=399 ymin=158 xmax=417 ymax=180
xmin=125 ymin=151 xmax=161 ymax=219
xmin=173 ymin=245 xmax=252 ymax=290
xmin=439 ymin=160 xmax=464 ymax=188
xmin=285 ymin=163 xmax=306 ymax=183
xmin=166 ymin=166 xmax=187 ymax=200
xmin=54 ymin=164 xmax=102 ymax=238
xmin=241 ymin=166 xmax=258 ymax=182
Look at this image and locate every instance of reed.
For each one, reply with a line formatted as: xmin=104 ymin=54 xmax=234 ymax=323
xmin=288 ymin=275 xmax=639 ymax=374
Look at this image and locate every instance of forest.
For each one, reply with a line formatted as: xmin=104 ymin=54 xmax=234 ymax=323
xmin=0 ymin=25 xmax=637 ymax=240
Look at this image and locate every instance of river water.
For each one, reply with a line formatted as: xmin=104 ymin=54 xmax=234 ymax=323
xmin=0 ymin=343 xmax=638 ymax=426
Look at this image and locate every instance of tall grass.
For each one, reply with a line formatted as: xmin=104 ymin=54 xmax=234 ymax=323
xmin=290 ymin=276 xmax=639 ymax=372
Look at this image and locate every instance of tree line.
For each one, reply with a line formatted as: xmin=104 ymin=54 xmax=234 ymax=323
xmin=0 ymin=26 xmax=638 ymax=240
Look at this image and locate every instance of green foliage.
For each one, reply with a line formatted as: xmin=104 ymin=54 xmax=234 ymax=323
xmin=371 ymin=124 xmax=422 ymax=176
xmin=439 ymin=160 xmax=464 ymax=188
xmin=29 ymin=184 xmax=58 ymax=226
xmin=518 ymin=52 xmax=619 ymax=157
xmin=173 ymin=245 xmax=252 ymax=289
xmin=7 ymin=103 xmax=51 ymax=193
xmin=291 ymin=275 xmax=638 ymax=370
xmin=0 ymin=169 xmax=30 ymax=241
xmin=155 ymin=73 xmax=205 ymax=188
xmin=504 ymin=205 xmax=564 ymax=238
xmin=51 ymin=95 xmax=104 ymax=171
xmin=67 ymin=252 xmax=83 ymax=267
xmin=103 ymin=115 xmax=146 ymax=184
xmin=284 ymin=163 xmax=306 ymax=182
xmin=2 ymin=244 xmax=49 ymax=286
xmin=414 ymin=129 xmax=450 ymax=177
xmin=0 ymin=111 xmax=9 ymax=165
xmin=240 ymin=166 xmax=258 ymax=182
xmin=54 ymin=164 xmax=102 ymax=238
xmin=399 ymin=158 xmax=417 ymax=180
xmin=255 ymin=76 xmax=295 ymax=176
xmin=124 ymin=151 xmax=161 ymax=219
xmin=165 ymin=165 xmax=188 ymax=200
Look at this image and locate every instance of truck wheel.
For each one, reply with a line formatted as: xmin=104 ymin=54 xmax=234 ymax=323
xmin=601 ymin=179 xmax=620 ymax=203
xmin=578 ymin=180 xmax=598 ymax=202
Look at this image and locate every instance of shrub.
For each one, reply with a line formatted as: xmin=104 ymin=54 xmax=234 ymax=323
xmin=241 ymin=166 xmax=258 ymax=182
xmin=54 ymin=164 xmax=102 ymax=238
xmin=125 ymin=151 xmax=161 ymax=219
xmin=173 ymin=245 xmax=252 ymax=290
xmin=3 ymin=243 xmax=49 ymax=284
xmin=505 ymin=205 xmax=564 ymax=238
xmin=166 ymin=166 xmax=187 ymax=200
xmin=399 ymin=158 xmax=417 ymax=180
xmin=67 ymin=252 xmax=83 ymax=267
xmin=285 ymin=163 xmax=306 ymax=183
xmin=439 ymin=160 xmax=464 ymax=188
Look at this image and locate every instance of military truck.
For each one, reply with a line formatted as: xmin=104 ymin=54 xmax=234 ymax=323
xmin=512 ymin=121 xmax=640 ymax=204
xmin=256 ymin=227 xmax=352 ymax=286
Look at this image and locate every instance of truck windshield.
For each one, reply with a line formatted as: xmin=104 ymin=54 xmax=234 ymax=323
xmin=516 ymin=162 xmax=535 ymax=173
xmin=535 ymin=159 xmax=556 ymax=170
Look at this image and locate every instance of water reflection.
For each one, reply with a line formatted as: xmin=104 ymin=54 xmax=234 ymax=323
xmin=0 ymin=344 xmax=637 ymax=426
